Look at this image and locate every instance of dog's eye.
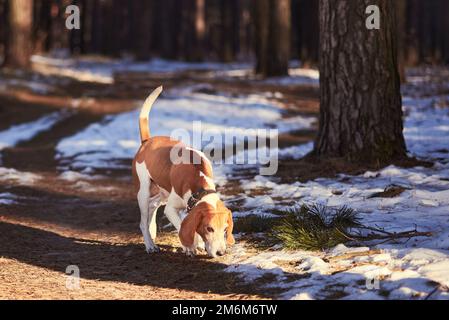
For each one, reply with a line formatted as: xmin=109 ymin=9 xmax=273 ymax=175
xmin=206 ymin=226 xmax=214 ymax=233
xmin=224 ymin=228 xmax=228 ymax=234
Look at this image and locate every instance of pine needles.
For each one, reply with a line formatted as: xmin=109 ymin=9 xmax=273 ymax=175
xmin=271 ymin=204 xmax=431 ymax=251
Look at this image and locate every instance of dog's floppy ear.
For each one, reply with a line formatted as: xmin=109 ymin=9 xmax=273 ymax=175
xmin=226 ymin=209 xmax=235 ymax=246
xmin=179 ymin=209 xmax=202 ymax=248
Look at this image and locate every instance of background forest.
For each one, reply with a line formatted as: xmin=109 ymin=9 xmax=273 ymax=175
xmin=0 ymin=0 xmax=448 ymax=72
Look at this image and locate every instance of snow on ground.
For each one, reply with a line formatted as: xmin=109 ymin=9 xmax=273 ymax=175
xmin=0 ymin=111 xmax=67 ymax=187
xmin=0 ymin=192 xmax=18 ymax=205
xmin=49 ymin=61 xmax=449 ymax=299
xmin=0 ymin=111 xmax=69 ymax=152
xmin=223 ymin=92 xmax=449 ymax=299
xmin=58 ymin=171 xmax=115 ymax=193
xmin=0 ymin=77 xmax=56 ymax=95
xmin=31 ymin=54 xmax=251 ymax=84
xmin=0 ymin=167 xmax=41 ymax=186
xmin=404 ymin=95 xmax=449 ymax=160
xmin=58 ymin=171 xmax=106 ymax=182
xmin=55 ymin=84 xmax=315 ymax=172
xmin=211 ymin=60 xmax=319 ymax=86
xmin=31 ymin=54 xmax=320 ymax=86
xmin=3 ymin=57 xmax=447 ymax=299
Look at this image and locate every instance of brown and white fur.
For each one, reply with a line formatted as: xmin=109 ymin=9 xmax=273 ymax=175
xmin=132 ymin=86 xmax=235 ymax=257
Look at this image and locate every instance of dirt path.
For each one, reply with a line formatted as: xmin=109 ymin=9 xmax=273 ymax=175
xmin=0 ymin=71 xmax=319 ymax=299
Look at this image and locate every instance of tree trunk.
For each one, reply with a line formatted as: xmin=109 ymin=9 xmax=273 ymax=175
xmin=155 ymin=0 xmax=180 ymax=60
xmin=181 ymin=0 xmax=206 ymax=62
xmin=314 ymin=0 xmax=406 ymax=163
xmin=395 ymin=0 xmax=406 ymax=82
xmin=49 ymin=0 xmax=71 ymax=55
xmin=33 ymin=0 xmax=51 ymax=54
xmin=70 ymin=0 xmax=85 ymax=55
xmin=405 ymin=0 xmax=420 ymax=66
xmin=130 ymin=0 xmax=152 ymax=60
xmin=298 ymin=0 xmax=319 ymax=67
xmin=254 ymin=0 xmax=291 ymax=77
xmin=442 ymin=0 xmax=449 ymax=64
xmin=4 ymin=0 xmax=33 ymax=68
xmin=0 ymin=0 xmax=8 ymax=63
xmin=219 ymin=0 xmax=238 ymax=62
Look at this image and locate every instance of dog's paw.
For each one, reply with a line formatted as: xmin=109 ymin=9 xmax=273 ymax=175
xmin=145 ymin=245 xmax=161 ymax=254
xmin=184 ymin=247 xmax=197 ymax=257
xmin=193 ymin=235 xmax=205 ymax=252
xmin=196 ymin=242 xmax=205 ymax=252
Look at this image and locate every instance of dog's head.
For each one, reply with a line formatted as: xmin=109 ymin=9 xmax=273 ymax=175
xmin=179 ymin=200 xmax=235 ymax=258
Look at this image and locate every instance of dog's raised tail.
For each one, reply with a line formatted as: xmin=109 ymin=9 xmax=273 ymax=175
xmin=139 ymin=86 xmax=163 ymax=143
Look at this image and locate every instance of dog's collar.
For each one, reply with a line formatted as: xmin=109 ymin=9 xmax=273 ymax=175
xmin=187 ymin=188 xmax=217 ymax=212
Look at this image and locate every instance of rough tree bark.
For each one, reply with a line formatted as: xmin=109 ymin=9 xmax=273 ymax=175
xmin=314 ymin=0 xmax=406 ymax=163
xmin=254 ymin=0 xmax=291 ymax=77
xmin=4 ymin=0 xmax=33 ymax=68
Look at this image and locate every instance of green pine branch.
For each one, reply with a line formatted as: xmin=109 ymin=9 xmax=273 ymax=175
xmin=271 ymin=204 xmax=431 ymax=251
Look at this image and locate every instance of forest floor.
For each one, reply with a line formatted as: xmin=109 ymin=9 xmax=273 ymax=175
xmin=1 ymin=56 xmax=449 ymax=299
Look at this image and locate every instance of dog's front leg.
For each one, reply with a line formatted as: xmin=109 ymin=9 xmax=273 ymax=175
xmin=194 ymin=233 xmax=205 ymax=252
xmin=183 ymin=245 xmax=198 ymax=257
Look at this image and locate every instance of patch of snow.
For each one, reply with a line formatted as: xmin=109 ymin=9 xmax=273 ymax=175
xmin=0 ymin=192 xmax=18 ymax=205
xmin=31 ymin=55 xmax=251 ymax=84
xmin=263 ymin=67 xmax=319 ymax=87
xmin=0 ymin=78 xmax=55 ymax=94
xmin=0 ymin=168 xmax=40 ymax=185
xmin=0 ymin=112 xmax=69 ymax=151
xmin=58 ymin=171 xmax=105 ymax=182
xmin=56 ymin=87 xmax=314 ymax=171
xmin=223 ymin=83 xmax=449 ymax=299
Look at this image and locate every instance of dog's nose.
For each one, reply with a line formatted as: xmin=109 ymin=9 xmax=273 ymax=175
xmin=216 ymin=250 xmax=225 ymax=256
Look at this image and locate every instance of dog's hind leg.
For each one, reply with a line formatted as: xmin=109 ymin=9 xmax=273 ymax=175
xmin=136 ymin=162 xmax=159 ymax=253
xmin=148 ymin=200 xmax=160 ymax=242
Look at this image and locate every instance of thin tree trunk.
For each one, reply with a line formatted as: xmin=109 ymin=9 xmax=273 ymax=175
xmin=33 ymin=0 xmax=51 ymax=54
xmin=254 ymin=0 xmax=291 ymax=77
xmin=0 ymin=0 xmax=8 ymax=63
xmin=156 ymin=0 xmax=180 ymax=60
xmin=49 ymin=0 xmax=71 ymax=54
xmin=405 ymin=0 xmax=420 ymax=66
xmin=81 ymin=0 xmax=94 ymax=54
xmin=395 ymin=0 xmax=406 ymax=82
xmin=298 ymin=0 xmax=319 ymax=67
xmin=314 ymin=0 xmax=406 ymax=163
xmin=442 ymin=0 xmax=449 ymax=64
xmin=70 ymin=0 xmax=84 ymax=55
xmin=220 ymin=0 xmax=238 ymax=62
xmin=254 ymin=0 xmax=269 ymax=75
xmin=130 ymin=0 xmax=152 ymax=60
xmin=181 ymin=0 xmax=206 ymax=62
xmin=4 ymin=0 xmax=33 ymax=68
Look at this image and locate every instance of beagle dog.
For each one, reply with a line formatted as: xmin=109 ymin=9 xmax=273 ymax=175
xmin=132 ymin=86 xmax=235 ymax=257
